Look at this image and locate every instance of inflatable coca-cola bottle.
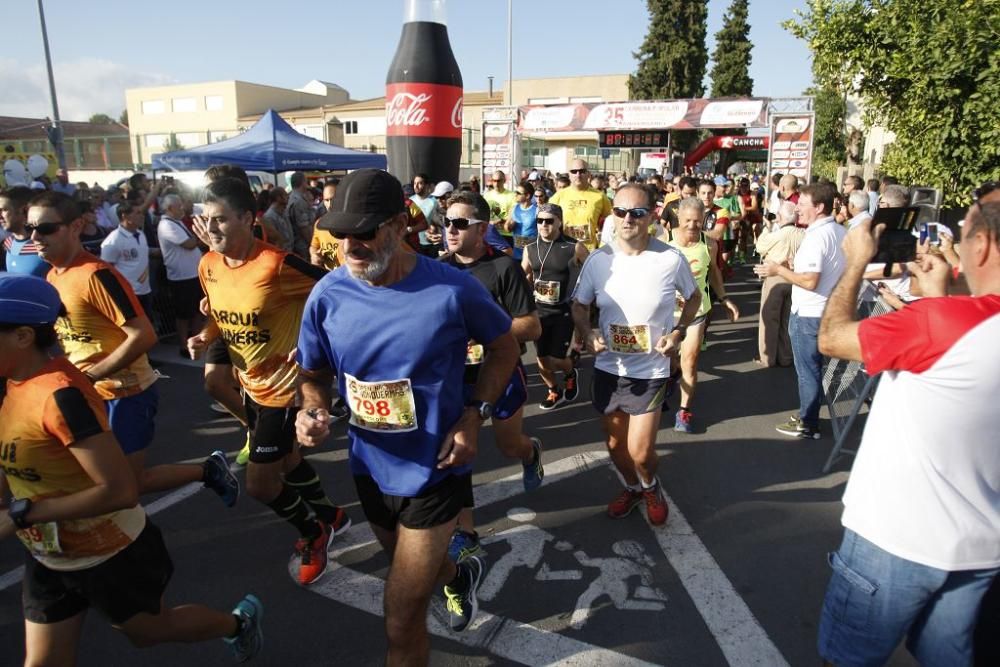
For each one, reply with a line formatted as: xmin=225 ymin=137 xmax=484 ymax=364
xmin=385 ymin=0 xmax=463 ymax=186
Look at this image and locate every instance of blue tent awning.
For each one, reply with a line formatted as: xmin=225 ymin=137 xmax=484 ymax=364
xmin=151 ymin=109 xmax=386 ymax=172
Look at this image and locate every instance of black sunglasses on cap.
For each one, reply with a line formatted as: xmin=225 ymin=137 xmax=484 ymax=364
xmin=26 ymin=220 xmax=72 ymax=235
xmin=612 ymin=206 xmax=651 ymax=219
xmin=444 ymin=216 xmax=484 ymax=230
xmin=331 ymin=220 xmax=390 ymax=241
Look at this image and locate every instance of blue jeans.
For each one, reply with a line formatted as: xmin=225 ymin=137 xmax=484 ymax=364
xmin=818 ymin=529 xmax=998 ymax=666
xmin=789 ymin=313 xmax=822 ymax=428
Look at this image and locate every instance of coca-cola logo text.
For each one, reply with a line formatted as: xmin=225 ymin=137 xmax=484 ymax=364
xmin=387 ymin=93 xmax=431 ymax=128
xmin=451 ymin=98 xmax=463 ymax=129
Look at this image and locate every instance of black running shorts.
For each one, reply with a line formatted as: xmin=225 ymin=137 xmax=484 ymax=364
xmin=535 ymin=309 xmax=575 ymax=359
xmin=245 ymin=396 xmax=297 ymax=464
xmin=22 ymin=520 xmax=173 ymax=625
xmin=591 ymin=368 xmax=670 ymax=416
xmin=354 ymin=473 xmax=473 ymax=531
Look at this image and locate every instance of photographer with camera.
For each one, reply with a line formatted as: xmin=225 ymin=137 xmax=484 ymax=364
xmin=814 ymin=196 xmax=1000 ymax=667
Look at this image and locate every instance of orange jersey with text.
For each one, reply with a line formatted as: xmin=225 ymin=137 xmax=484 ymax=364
xmin=310 ymin=224 xmax=341 ymax=270
xmin=47 ymin=252 xmax=157 ymax=400
xmin=199 ymin=241 xmax=326 ymax=407
xmin=1 ymin=357 xmax=146 ymax=570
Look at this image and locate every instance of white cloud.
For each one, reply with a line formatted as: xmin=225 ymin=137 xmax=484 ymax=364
xmin=0 ymin=57 xmax=175 ymax=121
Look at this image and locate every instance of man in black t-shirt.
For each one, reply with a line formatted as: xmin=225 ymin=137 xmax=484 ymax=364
xmin=522 ymin=203 xmax=589 ymax=409
xmin=659 ymin=176 xmax=699 ymax=234
xmin=439 ymin=191 xmax=544 ymax=563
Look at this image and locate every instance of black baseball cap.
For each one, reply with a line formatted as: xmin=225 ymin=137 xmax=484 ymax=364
xmin=316 ymin=169 xmax=406 ymax=234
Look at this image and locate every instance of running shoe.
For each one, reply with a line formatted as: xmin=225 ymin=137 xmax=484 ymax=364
xmin=643 ymin=483 xmax=669 ymax=526
xmin=444 ymin=555 xmax=484 ymax=632
xmin=236 ymin=432 xmax=251 ymax=466
xmin=325 ymin=507 xmax=352 ymax=545
xmin=330 ymin=396 xmax=350 ymax=423
xmin=210 ymin=401 xmax=231 ymax=414
xmin=539 ymin=387 xmax=563 ymax=411
xmin=295 ymin=522 xmax=332 ymax=586
xmin=775 ymin=416 xmax=820 ymax=440
xmin=563 ymin=368 xmax=579 ymax=402
xmin=674 ymin=409 xmax=693 ymax=434
xmin=607 ymin=488 xmax=644 ymax=519
xmin=224 ymin=594 xmax=263 ymax=663
xmin=203 ymin=450 xmax=240 ymax=508
xmin=447 ymin=528 xmax=484 ymax=564
xmin=522 ymin=438 xmax=544 ymax=492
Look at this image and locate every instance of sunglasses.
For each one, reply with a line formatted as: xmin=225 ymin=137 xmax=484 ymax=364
xmin=444 ymin=217 xmax=484 ymax=230
xmin=516 ymin=191 xmax=528 ymax=196
xmin=569 ymin=169 xmax=588 ymax=175
xmin=537 ymin=217 xmax=557 ymax=225
xmin=973 ymin=181 xmax=998 ymax=211
xmin=331 ymin=220 xmax=389 ymax=241
xmin=26 ymin=221 xmax=71 ymax=235
xmin=612 ymin=206 xmax=651 ymax=219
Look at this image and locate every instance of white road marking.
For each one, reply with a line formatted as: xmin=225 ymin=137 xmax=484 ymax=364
xmin=755 ymin=472 xmax=850 ymax=493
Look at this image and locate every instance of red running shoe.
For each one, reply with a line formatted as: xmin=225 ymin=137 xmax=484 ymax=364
xmin=643 ymin=485 xmax=670 ymax=526
xmin=607 ymin=488 xmax=644 ymax=519
xmin=295 ymin=522 xmax=332 ymax=586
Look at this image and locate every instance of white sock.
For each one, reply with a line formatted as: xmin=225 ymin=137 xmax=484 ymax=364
xmin=640 ymin=477 xmax=658 ymax=490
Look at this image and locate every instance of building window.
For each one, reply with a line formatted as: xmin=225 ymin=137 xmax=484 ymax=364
xmin=576 ymin=144 xmax=599 ymax=157
xmin=209 ymin=131 xmax=231 ymax=143
xmin=344 ymin=120 xmax=358 ymax=134
xmin=141 ymin=100 xmax=165 ymax=115
xmin=174 ymin=132 xmax=203 ymax=147
xmin=144 ymin=133 xmax=169 ymax=148
xmin=172 ymin=97 xmax=197 ymax=113
xmin=205 ymin=95 xmax=224 ymax=111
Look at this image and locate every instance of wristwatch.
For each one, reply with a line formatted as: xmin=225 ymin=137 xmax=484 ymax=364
xmin=465 ymin=400 xmax=494 ymax=422
xmin=8 ymin=498 xmax=33 ymax=529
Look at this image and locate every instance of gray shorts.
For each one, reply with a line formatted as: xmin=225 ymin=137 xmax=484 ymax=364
xmin=591 ymin=368 xmax=670 ymax=416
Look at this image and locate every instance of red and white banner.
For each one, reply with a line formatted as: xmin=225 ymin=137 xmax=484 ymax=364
xmin=766 ymin=113 xmax=815 ymax=182
xmin=385 ymin=83 xmax=463 ymax=138
xmin=518 ymin=98 xmax=768 ymax=134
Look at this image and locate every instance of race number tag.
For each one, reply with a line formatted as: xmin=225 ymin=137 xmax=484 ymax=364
xmin=344 ymin=373 xmax=418 ymax=433
xmin=608 ymin=323 xmax=652 ymax=354
xmin=565 ymin=224 xmax=592 ymax=243
xmin=534 ymin=280 xmax=561 ymax=305
xmin=513 ymin=235 xmax=533 ymax=249
xmin=18 ymin=522 xmax=62 ymax=555
xmin=465 ymin=341 xmax=485 ymax=365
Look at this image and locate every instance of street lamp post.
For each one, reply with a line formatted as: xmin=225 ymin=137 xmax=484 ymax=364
xmin=36 ymin=0 xmax=66 ymax=170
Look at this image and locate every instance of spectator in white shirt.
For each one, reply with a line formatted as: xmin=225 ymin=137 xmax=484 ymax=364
xmin=846 ymin=190 xmax=873 ymax=229
xmin=754 ymin=182 xmax=846 ymax=439
xmin=100 ymin=200 xmax=152 ymax=315
xmin=157 ymin=194 xmax=204 ymax=357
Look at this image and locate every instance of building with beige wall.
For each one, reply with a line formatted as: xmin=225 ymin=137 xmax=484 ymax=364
xmin=125 ymin=79 xmax=349 ymax=164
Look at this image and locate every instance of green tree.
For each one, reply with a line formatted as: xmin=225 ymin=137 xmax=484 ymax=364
xmin=88 ymin=113 xmax=114 ymax=124
xmin=119 ymin=109 xmax=129 ymax=126
xmin=709 ymin=0 xmax=754 ymax=98
xmin=806 ymin=84 xmax=847 ymax=181
xmin=785 ymin=0 xmax=1000 ymax=205
xmin=629 ymin=0 xmax=709 ymax=152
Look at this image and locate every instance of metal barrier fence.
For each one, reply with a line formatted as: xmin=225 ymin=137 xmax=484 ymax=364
xmin=820 ymin=282 xmax=893 ymax=472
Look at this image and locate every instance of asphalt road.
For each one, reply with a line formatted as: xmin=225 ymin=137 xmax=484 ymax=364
xmin=0 ymin=268 xmax=918 ymax=667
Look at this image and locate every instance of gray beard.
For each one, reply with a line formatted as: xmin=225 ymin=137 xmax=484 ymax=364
xmin=348 ymin=237 xmax=397 ymax=283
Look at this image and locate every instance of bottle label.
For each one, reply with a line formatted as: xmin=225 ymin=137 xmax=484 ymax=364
xmin=386 ymin=83 xmax=463 ymax=138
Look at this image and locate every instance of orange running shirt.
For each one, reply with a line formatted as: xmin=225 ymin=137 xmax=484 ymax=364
xmin=0 ymin=357 xmax=146 ymax=570
xmin=46 ymin=252 xmax=157 ymax=400
xmin=310 ymin=224 xmax=341 ymax=270
xmin=199 ymin=241 xmax=326 ymax=407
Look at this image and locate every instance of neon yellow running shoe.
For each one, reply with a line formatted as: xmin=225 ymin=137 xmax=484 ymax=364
xmin=236 ymin=431 xmax=251 ymax=466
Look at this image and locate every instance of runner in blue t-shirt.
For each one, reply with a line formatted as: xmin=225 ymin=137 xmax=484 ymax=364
xmin=505 ymin=185 xmax=538 ymax=260
xmin=295 ymin=170 xmax=522 ymax=655
xmin=1 ymin=186 xmax=50 ymax=277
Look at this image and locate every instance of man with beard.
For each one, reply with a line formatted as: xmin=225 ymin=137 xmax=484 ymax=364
xmin=295 ymin=170 xmax=520 ymax=662
xmin=187 ymin=178 xmax=350 ymax=587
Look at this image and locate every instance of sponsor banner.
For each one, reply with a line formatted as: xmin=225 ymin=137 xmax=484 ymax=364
xmin=481 ymin=119 xmax=517 ymax=182
xmin=518 ymin=98 xmax=768 ymax=134
xmin=767 ymin=113 xmax=815 ymax=182
xmin=385 ymin=83 xmax=463 ymax=138
xmin=482 ymin=106 xmax=519 ymax=123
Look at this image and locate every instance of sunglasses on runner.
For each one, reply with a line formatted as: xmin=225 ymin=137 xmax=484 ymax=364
xmin=973 ymin=181 xmax=998 ymax=212
xmin=569 ymin=168 xmax=588 ymax=175
xmin=536 ymin=217 xmax=557 ymax=225
xmin=612 ymin=206 xmax=651 ymax=219
xmin=444 ymin=217 xmax=484 ymax=230
xmin=25 ymin=221 xmax=72 ymax=235
xmin=331 ymin=220 xmax=389 ymax=241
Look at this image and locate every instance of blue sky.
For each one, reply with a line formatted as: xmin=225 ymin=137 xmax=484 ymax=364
xmin=1 ymin=0 xmax=813 ymax=121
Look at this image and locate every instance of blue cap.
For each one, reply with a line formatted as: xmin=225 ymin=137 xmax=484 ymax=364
xmin=0 ymin=274 xmax=63 ymax=324
xmin=713 ymin=175 xmax=729 ymax=186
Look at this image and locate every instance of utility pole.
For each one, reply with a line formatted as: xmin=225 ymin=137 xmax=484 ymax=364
xmin=37 ymin=0 xmax=67 ymax=170
xmin=506 ymin=0 xmax=513 ymax=106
